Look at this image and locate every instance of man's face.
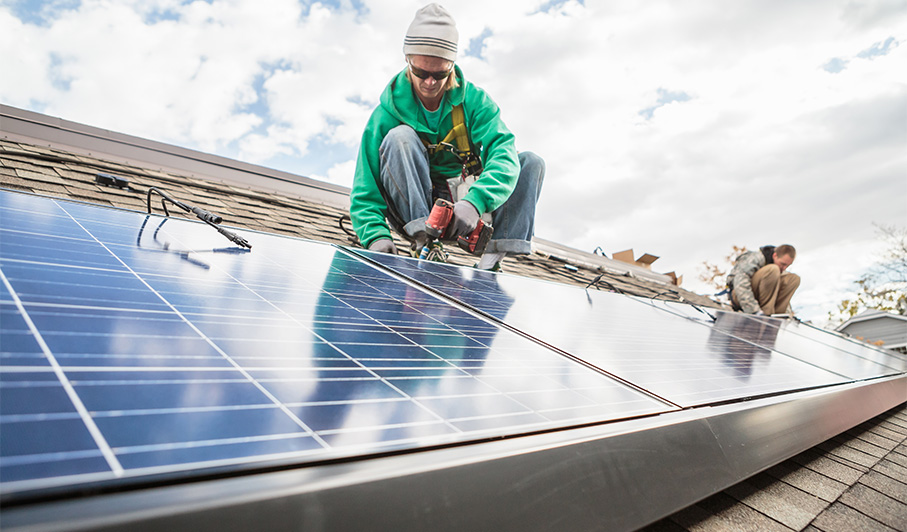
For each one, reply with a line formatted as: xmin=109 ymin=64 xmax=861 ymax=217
xmin=773 ymin=253 xmax=794 ymax=272
xmin=408 ymin=55 xmax=453 ymax=104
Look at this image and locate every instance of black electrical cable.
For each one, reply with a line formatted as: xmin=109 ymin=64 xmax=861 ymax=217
xmin=146 ymin=187 xmax=251 ymax=249
xmin=650 ymin=286 xmax=718 ymax=322
xmin=338 ymin=214 xmax=360 ymax=246
xmin=584 ymin=273 xmax=625 ymax=295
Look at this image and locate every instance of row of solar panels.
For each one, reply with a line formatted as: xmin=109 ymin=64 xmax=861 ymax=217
xmin=1 ymin=189 xmax=904 ymax=512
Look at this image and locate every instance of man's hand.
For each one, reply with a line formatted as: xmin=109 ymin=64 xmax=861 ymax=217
xmin=449 ymin=200 xmax=479 ymax=237
xmin=368 ymin=238 xmax=398 ymax=255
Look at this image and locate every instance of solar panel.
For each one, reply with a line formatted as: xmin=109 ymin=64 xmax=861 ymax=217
xmin=0 ymin=190 xmax=671 ymax=497
xmin=356 ymin=251 xmax=873 ymax=407
xmin=644 ymin=299 xmax=907 ymax=378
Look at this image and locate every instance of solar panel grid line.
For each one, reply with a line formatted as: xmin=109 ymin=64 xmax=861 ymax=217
xmin=0 ymin=267 xmax=124 ymax=476
xmin=315 ymin=418 xmax=451 ymax=436
xmin=87 ymin=404 xmax=286 ymax=419
xmin=345 ymin=247 xmax=685 ymax=411
xmin=0 ymin=412 xmax=82 ymax=424
xmin=0 ymin=448 xmax=105 ymax=468
xmin=280 ymin=397 xmax=412 ymax=408
xmin=111 ymin=446 xmax=332 ymax=481
xmin=52 ymin=201 xmax=334 ymax=451
xmin=58 ymin=366 xmax=261 ymax=373
xmin=109 ymin=430 xmax=313 ymax=455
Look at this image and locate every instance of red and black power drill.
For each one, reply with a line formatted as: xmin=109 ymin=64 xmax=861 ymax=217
xmin=425 ymin=198 xmax=493 ymax=255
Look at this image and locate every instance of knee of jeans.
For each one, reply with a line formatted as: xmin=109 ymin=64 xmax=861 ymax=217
xmin=782 ymin=272 xmax=801 ymax=288
xmin=518 ymin=151 xmax=546 ymax=191
xmin=519 ymin=151 xmax=545 ymax=175
xmin=381 ymin=125 xmax=422 ymax=154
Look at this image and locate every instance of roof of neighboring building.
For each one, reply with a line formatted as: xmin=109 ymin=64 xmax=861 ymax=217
xmin=2 ymin=104 xmax=905 ymax=532
xmin=836 ymin=310 xmax=907 ymax=351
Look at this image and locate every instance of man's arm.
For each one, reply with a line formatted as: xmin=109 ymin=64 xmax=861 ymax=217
xmin=730 ymin=252 xmax=764 ymax=314
xmin=350 ymin=114 xmax=395 ymax=249
xmin=460 ymin=88 xmax=520 ymax=215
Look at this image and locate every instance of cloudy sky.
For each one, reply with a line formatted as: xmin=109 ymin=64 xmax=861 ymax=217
xmin=2 ymin=0 xmax=905 ymax=324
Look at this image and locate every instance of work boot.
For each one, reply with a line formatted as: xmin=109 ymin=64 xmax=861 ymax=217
xmin=474 ymin=260 xmax=503 ymax=272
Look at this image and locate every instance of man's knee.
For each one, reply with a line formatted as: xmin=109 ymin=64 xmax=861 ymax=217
xmin=380 ymin=125 xmax=422 ymax=155
xmin=517 ymin=151 xmax=545 ymax=198
xmin=756 ymin=263 xmax=781 ymax=280
xmin=781 ymin=272 xmax=801 ymax=290
xmin=519 ymin=151 xmax=545 ymax=179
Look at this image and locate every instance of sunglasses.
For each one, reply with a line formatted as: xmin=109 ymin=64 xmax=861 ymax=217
xmin=409 ymin=62 xmax=453 ymax=81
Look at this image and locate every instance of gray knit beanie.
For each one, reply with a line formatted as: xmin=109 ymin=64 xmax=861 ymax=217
xmin=403 ymin=4 xmax=458 ymax=62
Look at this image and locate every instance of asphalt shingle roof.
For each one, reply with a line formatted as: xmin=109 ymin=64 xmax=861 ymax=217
xmin=644 ymin=403 xmax=907 ymax=531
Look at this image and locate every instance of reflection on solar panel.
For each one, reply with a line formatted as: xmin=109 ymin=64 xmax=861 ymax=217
xmin=0 ymin=190 xmax=670 ymax=497
xmin=357 ymin=251 xmax=898 ymax=407
xmin=644 ymin=299 xmax=907 ymax=378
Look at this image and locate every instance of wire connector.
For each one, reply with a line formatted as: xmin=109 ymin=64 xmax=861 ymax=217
xmin=146 ymin=187 xmax=251 ymax=249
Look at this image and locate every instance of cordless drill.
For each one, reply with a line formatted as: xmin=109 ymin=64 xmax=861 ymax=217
xmin=425 ymin=198 xmax=493 ymax=255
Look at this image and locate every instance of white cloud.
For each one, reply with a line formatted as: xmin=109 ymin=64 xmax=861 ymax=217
xmin=323 ymin=159 xmax=357 ymax=188
xmin=1 ymin=0 xmax=905 ymax=324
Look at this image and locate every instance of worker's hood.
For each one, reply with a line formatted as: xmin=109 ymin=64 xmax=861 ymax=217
xmin=378 ymin=65 xmax=466 ymax=136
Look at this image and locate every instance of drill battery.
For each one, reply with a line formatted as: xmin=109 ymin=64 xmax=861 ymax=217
xmin=426 ymin=198 xmax=493 ymax=256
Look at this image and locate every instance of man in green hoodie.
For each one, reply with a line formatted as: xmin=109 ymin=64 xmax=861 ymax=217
xmin=349 ymin=3 xmax=545 ymax=270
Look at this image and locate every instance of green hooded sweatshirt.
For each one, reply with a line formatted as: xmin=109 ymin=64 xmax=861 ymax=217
xmin=350 ymin=66 xmax=519 ymax=249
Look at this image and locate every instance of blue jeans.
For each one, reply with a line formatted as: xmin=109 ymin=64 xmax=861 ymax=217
xmin=378 ymin=125 xmax=544 ymax=254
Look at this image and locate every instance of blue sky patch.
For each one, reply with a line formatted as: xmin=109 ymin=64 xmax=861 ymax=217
xmin=48 ymin=52 xmax=72 ymax=91
xmin=465 ymin=28 xmax=493 ymax=60
xmin=299 ymin=0 xmax=368 ymax=18
xmin=638 ymin=88 xmax=691 ymax=120
xmin=6 ymin=0 xmax=79 ymax=26
xmin=143 ymin=6 xmax=183 ymax=24
xmin=236 ymin=61 xmax=294 ymax=120
xmin=823 ymin=57 xmax=848 ymax=73
xmin=856 ymin=36 xmax=897 ymax=59
xmin=534 ymin=0 xmax=584 ymax=14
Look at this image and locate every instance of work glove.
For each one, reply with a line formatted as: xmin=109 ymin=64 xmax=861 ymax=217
xmin=367 ymin=238 xmax=397 ymax=255
xmin=448 ymin=200 xmax=480 ymax=238
xmin=754 ymin=310 xmax=765 ymax=316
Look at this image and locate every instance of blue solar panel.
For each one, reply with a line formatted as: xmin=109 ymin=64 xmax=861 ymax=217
xmin=0 ymin=190 xmax=671 ymax=496
xmin=356 ymin=251 xmax=867 ymax=407
xmin=643 ymin=300 xmax=907 ymax=378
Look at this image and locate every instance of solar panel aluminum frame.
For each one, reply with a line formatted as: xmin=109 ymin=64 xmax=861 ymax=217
xmin=3 ymin=375 xmax=904 ymax=532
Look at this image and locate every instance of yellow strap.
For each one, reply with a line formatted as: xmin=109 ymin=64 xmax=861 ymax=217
xmin=449 ymin=105 xmax=471 ymax=154
xmin=430 ymin=104 xmax=471 ymax=156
